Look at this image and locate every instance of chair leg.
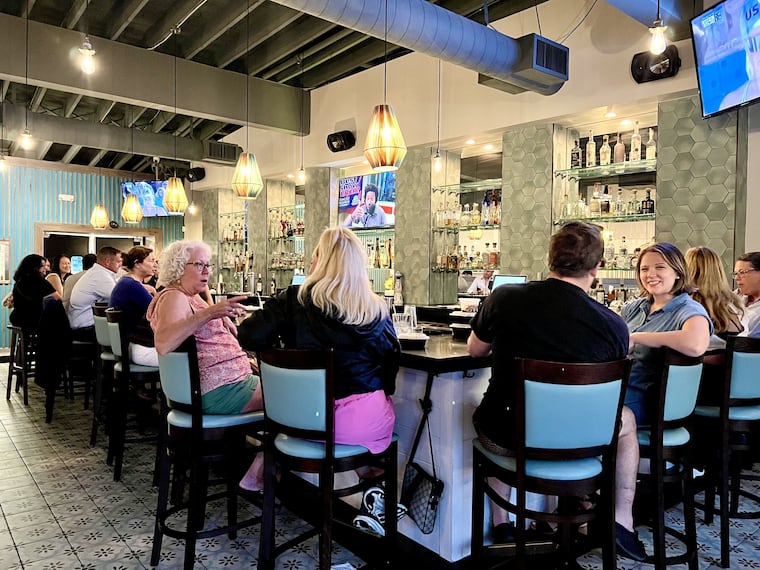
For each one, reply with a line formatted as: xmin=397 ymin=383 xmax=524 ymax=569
xmin=719 ymin=435 xmax=731 ymax=568
xmin=5 ymin=329 xmax=16 ymax=401
xmin=683 ymin=465 xmax=699 ymax=570
xmin=602 ymin=477 xmax=617 ymax=570
xmin=258 ymin=440 xmax=277 ymax=570
xmin=383 ymin=442 xmax=398 ymax=568
xmin=652 ymin=455 xmax=667 ymax=570
xmin=319 ymin=466 xmax=334 ymax=570
xmin=471 ymin=448 xmax=485 ymax=563
xmin=150 ymin=439 xmax=171 ymax=566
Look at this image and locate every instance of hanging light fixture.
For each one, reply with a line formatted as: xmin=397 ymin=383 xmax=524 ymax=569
xmin=649 ymin=0 xmax=667 ymax=55
xmin=432 ymin=59 xmax=442 ymax=173
xmin=232 ymin=0 xmax=264 ymax=199
xmin=0 ymin=100 xmax=6 ymax=171
xmin=187 ymin=182 xmax=197 ymax=215
xmin=364 ymin=0 xmax=406 ymax=171
xmin=165 ymin=27 xmax=188 ymax=215
xmin=79 ymin=35 xmax=96 ymax=75
xmin=20 ymin=0 xmax=33 ymax=151
xmin=296 ymin=54 xmax=306 ymax=185
xmin=90 ymin=171 xmax=109 ymax=229
xmin=121 ymin=108 xmax=143 ymax=223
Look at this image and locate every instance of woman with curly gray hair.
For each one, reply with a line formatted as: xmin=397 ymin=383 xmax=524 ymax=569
xmin=147 ymin=240 xmax=261 ymax=414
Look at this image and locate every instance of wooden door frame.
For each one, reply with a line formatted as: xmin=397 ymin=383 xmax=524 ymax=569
xmin=35 ymin=223 xmax=164 ymax=257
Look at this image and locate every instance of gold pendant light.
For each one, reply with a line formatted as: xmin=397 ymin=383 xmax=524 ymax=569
xmin=121 ymin=193 xmax=143 ymax=224
xmin=90 ymin=204 xmax=109 ymax=229
xmin=363 ymin=0 xmax=406 ymax=171
xmin=165 ymin=176 xmax=189 ymax=213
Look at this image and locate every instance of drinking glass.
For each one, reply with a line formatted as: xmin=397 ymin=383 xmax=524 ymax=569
xmin=392 ymin=313 xmax=412 ymax=335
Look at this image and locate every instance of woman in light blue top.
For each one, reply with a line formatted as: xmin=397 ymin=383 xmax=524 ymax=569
xmin=621 ymin=243 xmax=712 ymax=424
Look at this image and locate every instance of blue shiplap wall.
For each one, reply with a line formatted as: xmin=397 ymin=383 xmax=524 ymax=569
xmin=0 ymin=163 xmax=184 ymax=348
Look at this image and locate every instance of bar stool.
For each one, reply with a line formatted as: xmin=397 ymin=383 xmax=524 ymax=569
xmin=6 ymin=325 xmax=36 ymax=405
xmin=91 ymin=303 xmax=115 ymax=446
xmin=636 ymin=349 xmax=703 ymax=570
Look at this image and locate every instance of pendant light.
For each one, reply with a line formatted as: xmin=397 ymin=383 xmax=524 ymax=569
xmin=20 ymin=0 xmax=33 ymax=151
xmin=77 ymin=1 xmax=96 ymax=74
xmin=0 ymin=100 xmax=6 ymax=171
xmin=296 ymin=54 xmax=306 ymax=185
xmin=363 ymin=0 xmax=406 ymax=172
xmin=164 ymin=27 xmax=188 ymax=215
xmin=432 ymin=59 xmax=442 ymax=173
xmin=121 ymin=108 xmax=143 ymax=224
xmin=90 ymin=171 xmax=109 ymax=229
xmin=649 ymin=0 xmax=667 ymax=55
xmin=231 ymin=0 xmax=264 ymax=199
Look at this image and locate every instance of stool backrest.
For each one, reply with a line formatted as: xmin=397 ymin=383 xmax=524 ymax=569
xmin=727 ymin=336 xmax=760 ymax=403
xmin=661 ymin=351 xmax=704 ymax=423
xmin=92 ymin=304 xmax=111 ymax=348
xmin=157 ymin=336 xmax=201 ymax=414
xmin=515 ymin=357 xmax=631 ymax=459
xmin=258 ymin=348 xmax=335 ymax=439
xmin=105 ymin=308 xmax=125 ymax=359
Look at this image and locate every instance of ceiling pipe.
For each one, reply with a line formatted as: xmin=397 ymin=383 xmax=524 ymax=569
xmin=268 ymin=0 xmax=562 ymax=95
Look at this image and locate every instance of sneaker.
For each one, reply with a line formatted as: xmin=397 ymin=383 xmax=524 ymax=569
xmin=615 ymin=523 xmax=647 ymax=561
xmin=352 ymin=486 xmax=407 ymax=537
xmin=491 ymin=522 xmax=516 ymax=544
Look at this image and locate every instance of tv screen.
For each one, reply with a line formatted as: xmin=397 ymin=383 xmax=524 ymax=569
xmin=338 ymin=172 xmax=396 ymax=229
xmin=121 ymin=181 xmax=170 ymax=217
xmin=691 ymin=0 xmax=760 ymax=117
xmin=490 ymin=274 xmax=528 ymax=290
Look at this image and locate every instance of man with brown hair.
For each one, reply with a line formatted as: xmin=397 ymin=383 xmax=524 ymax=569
xmin=467 ymin=221 xmax=645 ymax=561
xmin=67 ymin=246 xmax=122 ymax=341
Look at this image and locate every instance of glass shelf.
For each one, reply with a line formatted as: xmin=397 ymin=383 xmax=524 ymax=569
xmin=432 ymin=223 xmax=500 ymax=233
xmin=220 ymin=239 xmax=245 ymax=244
xmin=554 ymin=213 xmax=655 ymax=225
xmin=432 ymin=178 xmax=502 ymax=193
xmin=554 ymin=159 xmax=656 ymax=180
xmin=268 ymin=235 xmax=304 ymax=242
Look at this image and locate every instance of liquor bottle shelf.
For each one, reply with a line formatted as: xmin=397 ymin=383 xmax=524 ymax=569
xmin=554 ymin=213 xmax=655 ymax=225
xmin=268 ymin=235 xmax=305 ymax=242
xmin=554 ymin=159 xmax=656 ymax=180
xmin=432 ymin=223 xmax=501 ymax=233
xmin=432 ymin=178 xmax=502 ymax=193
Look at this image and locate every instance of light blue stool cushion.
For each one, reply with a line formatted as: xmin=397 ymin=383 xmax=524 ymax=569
xmin=114 ymin=362 xmax=159 ymax=374
xmin=274 ymin=432 xmax=399 ymax=460
xmin=637 ymin=426 xmax=691 ymax=447
xmin=167 ymin=409 xmax=263 ymax=429
xmin=695 ymin=405 xmax=760 ymax=421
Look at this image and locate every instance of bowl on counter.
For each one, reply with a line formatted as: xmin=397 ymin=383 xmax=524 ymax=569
xmin=450 ymin=322 xmax=471 ymax=341
xmin=397 ymin=332 xmax=429 ymax=351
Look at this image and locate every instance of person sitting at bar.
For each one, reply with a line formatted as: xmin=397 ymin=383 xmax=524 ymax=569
xmin=622 ymin=243 xmax=712 ymax=425
xmin=46 ymin=254 xmax=72 ymax=297
xmin=9 ymin=254 xmax=61 ymax=332
xmin=147 ymin=240 xmax=261 ymax=414
xmin=467 ymin=221 xmax=645 ymax=561
xmin=67 ymin=247 xmax=123 ymax=342
xmin=237 ymin=227 xmax=400 ymax=507
xmin=109 ymin=246 xmax=159 ymax=366
xmin=685 ymin=246 xmax=743 ymax=349
xmin=467 ymin=269 xmax=493 ymax=295
xmin=733 ymin=251 xmax=760 ymax=336
xmin=62 ymin=253 xmax=97 ymax=312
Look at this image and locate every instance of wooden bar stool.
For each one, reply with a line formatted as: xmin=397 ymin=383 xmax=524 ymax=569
xmin=91 ymin=303 xmax=116 ymax=446
xmin=6 ymin=325 xmax=36 ymax=406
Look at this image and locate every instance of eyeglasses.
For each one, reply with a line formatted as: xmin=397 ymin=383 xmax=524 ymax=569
xmin=733 ymin=269 xmax=757 ymax=278
xmin=186 ymin=262 xmax=214 ymax=272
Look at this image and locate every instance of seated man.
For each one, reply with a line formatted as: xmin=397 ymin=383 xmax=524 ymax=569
xmin=67 ymin=247 xmax=122 ymax=341
xmin=467 ymin=221 xmax=645 ymax=561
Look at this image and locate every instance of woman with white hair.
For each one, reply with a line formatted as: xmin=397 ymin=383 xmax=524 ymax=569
xmin=147 ymin=240 xmax=261 ymax=414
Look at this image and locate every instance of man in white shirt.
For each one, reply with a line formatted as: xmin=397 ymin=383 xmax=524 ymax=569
xmin=467 ymin=270 xmax=494 ymax=295
xmin=62 ymin=253 xmax=97 ymax=312
xmin=68 ymin=247 xmax=122 ymax=341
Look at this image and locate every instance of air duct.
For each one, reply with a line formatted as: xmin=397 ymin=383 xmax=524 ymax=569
xmin=269 ymin=0 xmax=568 ymax=95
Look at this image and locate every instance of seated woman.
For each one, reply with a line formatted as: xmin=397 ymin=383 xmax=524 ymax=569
xmin=45 ymin=254 xmax=71 ymax=297
xmin=685 ymin=246 xmax=743 ymax=349
xmin=10 ymin=254 xmax=61 ymax=332
xmin=109 ymin=246 xmax=159 ymax=366
xmin=237 ymin=227 xmax=400 ymax=492
xmin=146 ymin=240 xmax=261 ymax=415
xmin=622 ymin=242 xmax=712 ymax=424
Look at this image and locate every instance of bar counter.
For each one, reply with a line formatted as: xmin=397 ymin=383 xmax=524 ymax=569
xmin=394 ymin=334 xmax=492 ymax=565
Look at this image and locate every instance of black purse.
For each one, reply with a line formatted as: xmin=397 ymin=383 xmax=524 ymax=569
xmin=400 ymin=373 xmax=444 ymax=534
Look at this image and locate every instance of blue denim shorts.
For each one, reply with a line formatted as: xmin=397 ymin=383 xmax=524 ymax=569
xmin=201 ymin=374 xmax=258 ymax=415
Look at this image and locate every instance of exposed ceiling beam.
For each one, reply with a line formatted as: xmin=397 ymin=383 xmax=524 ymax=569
xmin=29 ymin=87 xmax=47 ymax=112
xmin=62 ymin=0 xmax=88 ymax=30
xmin=0 ymin=80 xmax=9 ymax=102
xmin=195 ymin=120 xmax=225 ymax=140
xmin=88 ymin=149 xmax=107 ymax=166
xmin=302 ymin=40 xmax=388 ymax=88
xmin=151 ymin=111 xmax=175 ymax=133
xmin=126 ymin=106 xmax=147 ymax=127
xmin=216 ymin=4 xmax=302 ymax=69
xmin=108 ymin=0 xmax=150 ymax=40
xmin=261 ymin=28 xmax=354 ymax=80
xmin=21 ymin=0 xmax=36 ymax=19
xmin=112 ymin=153 xmax=134 ymax=170
xmin=61 ymin=145 xmax=82 ymax=163
xmin=184 ymin=1 xmax=264 ymax=59
xmin=246 ymin=17 xmax=335 ymax=76
xmin=133 ymin=156 xmax=152 ymax=172
xmin=176 ymin=117 xmax=204 ymax=137
xmin=274 ymin=32 xmax=368 ymax=83
xmin=96 ymin=100 xmax=116 ymax=123
xmin=63 ymin=93 xmax=82 ymax=118
xmin=35 ymin=140 xmax=53 ymax=160
xmin=142 ymin=0 xmax=206 ymax=51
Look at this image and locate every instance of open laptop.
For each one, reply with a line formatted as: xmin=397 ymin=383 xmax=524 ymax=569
xmin=291 ymin=274 xmax=306 ymax=286
xmin=490 ymin=274 xmax=528 ymax=290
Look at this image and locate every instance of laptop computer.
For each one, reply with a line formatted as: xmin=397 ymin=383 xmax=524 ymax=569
xmin=291 ymin=274 xmax=306 ymax=286
xmin=490 ymin=274 xmax=528 ymax=290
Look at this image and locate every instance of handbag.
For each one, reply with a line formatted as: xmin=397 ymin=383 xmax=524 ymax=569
xmin=401 ymin=373 xmax=444 ymax=534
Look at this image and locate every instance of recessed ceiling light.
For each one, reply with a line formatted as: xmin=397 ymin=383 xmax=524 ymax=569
xmin=484 ymin=144 xmax=494 ymax=151
xmin=286 ymin=173 xmax=294 ymax=179
xmin=620 ymin=119 xmax=633 ymax=126
xmin=465 ymin=138 xmax=475 ymax=145
xmin=604 ymin=110 xmax=617 ymax=119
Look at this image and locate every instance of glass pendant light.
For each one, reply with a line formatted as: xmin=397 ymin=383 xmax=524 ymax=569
xmin=649 ymin=0 xmax=667 ymax=55
xmin=296 ymin=54 xmax=306 ymax=185
xmin=165 ymin=27 xmax=188 ymax=214
xmin=0 ymin=100 xmax=6 ymax=171
xmin=79 ymin=35 xmax=96 ymax=75
xmin=90 ymin=169 xmax=109 ymax=229
xmin=121 ymin=193 xmax=143 ymax=224
xmin=363 ymin=0 xmax=406 ymax=171
xmin=432 ymin=59 xmax=442 ymax=173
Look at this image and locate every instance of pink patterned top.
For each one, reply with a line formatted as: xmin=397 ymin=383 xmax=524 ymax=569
xmin=148 ymin=288 xmax=252 ymax=395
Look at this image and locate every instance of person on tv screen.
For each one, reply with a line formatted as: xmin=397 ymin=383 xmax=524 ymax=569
xmin=720 ymin=0 xmax=760 ymax=110
xmin=343 ymin=183 xmax=388 ymax=228
xmin=132 ymin=181 xmax=168 ymax=217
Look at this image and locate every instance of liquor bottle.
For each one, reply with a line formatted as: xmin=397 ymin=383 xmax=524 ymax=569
xmin=450 ymin=246 xmax=458 ymax=270
xmin=613 ymin=133 xmax=625 ymax=163
xmin=269 ymin=276 xmax=276 ymax=295
xmin=570 ymin=139 xmax=582 ymax=168
xmin=629 ymin=121 xmax=642 ymax=162
xmin=374 ymin=237 xmax=381 ymax=268
xmin=641 ymin=189 xmax=655 ymax=214
xmin=560 ymin=193 xmax=571 ymax=220
xmin=585 ymin=130 xmax=596 ymax=167
xmin=482 ymin=243 xmax=490 ymax=269
xmin=599 ymin=134 xmax=611 ymax=166
xmin=614 ymin=188 xmax=626 ymax=216
xmin=628 ymin=189 xmax=641 ymax=215
xmin=600 ymin=185 xmax=611 ymax=216
xmin=380 ymin=244 xmax=388 ymax=268
xmin=490 ymin=192 xmax=500 ymax=225
xmin=645 ymin=128 xmax=657 ymax=160
xmin=589 ymin=183 xmax=602 ymax=216
xmin=471 ymin=203 xmax=482 ymax=225
xmin=576 ymin=195 xmax=588 ymax=218
xmin=482 ymin=192 xmax=491 ymax=225
xmin=595 ymin=282 xmax=607 ymax=305
xmin=604 ymin=233 xmax=615 ymax=262
xmin=618 ymin=236 xmax=629 ymax=264
xmin=489 ymin=242 xmax=499 ymax=269
xmin=255 ymin=273 xmax=263 ymax=294
xmin=387 ymin=238 xmax=393 ymax=268
xmin=461 ymin=203 xmax=471 ymax=226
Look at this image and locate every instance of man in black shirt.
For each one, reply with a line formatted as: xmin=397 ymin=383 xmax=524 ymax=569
xmin=467 ymin=221 xmax=645 ymax=561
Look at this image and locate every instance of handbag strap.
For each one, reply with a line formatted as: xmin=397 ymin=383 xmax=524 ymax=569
xmin=408 ymin=372 xmax=437 ymax=479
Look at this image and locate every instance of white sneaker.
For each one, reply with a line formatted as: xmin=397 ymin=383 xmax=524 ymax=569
xmin=352 ymin=486 xmax=407 ymax=536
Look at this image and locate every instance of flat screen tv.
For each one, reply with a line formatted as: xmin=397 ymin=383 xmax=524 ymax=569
xmin=338 ymin=172 xmax=396 ymax=229
xmin=121 ymin=181 xmax=170 ymax=217
xmin=691 ymin=0 xmax=760 ymax=117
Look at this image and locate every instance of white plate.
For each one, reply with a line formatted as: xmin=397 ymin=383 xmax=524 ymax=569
xmin=450 ymin=310 xmax=475 ymax=317
xmin=397 ymin=332 xmax=429 ymax=341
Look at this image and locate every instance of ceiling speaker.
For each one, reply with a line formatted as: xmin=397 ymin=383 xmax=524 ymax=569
xmin=631 ymin=45 xmax=681 ymax=84
xmin=326 ymin=130 xmax=356 ymax=152
xmin=187 ymin=167 xmax=206 ymax=182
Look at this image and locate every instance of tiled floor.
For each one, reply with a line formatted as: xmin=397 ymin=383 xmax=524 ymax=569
xmin=1 ymin=361 xmax=760 ymax=569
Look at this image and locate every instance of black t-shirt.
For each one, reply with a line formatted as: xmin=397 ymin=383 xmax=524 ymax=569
xmin=9 ymin=275 xmax=56 ymax=331
xmin=470 ymin=278 xmax=629 ymax=447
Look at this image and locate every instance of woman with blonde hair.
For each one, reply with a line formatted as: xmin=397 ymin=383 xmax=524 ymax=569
xmin=237 ymin=227 xmax=400 ymax=498
xmin=685 ymin=246 xmax=743 ymax=343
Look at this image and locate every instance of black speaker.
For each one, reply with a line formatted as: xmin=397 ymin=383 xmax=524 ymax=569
xmin=631 ymin=45 xmax=681 ymax=84
xmin=326 ymin=130 xmax=356 ymax=152
xmin=187 ymin=167 xmax=206 ymax=182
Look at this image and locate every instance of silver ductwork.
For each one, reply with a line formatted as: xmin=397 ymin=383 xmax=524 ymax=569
xmin=269 ymin=0 xmax=568 ymax=95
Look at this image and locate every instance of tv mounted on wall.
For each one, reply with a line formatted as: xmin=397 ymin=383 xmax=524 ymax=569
xmin=338 ymin=172 xmax=396 ymax=229
xmin=121 ymin=181 xmax=170 ymax=217
xmin=691 ymin=0 xmax=760 ymax=117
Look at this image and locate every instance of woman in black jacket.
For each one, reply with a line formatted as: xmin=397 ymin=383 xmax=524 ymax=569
xmin=9 ymin=254 xmax=60 ymax=332
xmin=237 ymin=227 xmax=400 ymax=490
